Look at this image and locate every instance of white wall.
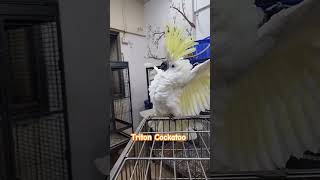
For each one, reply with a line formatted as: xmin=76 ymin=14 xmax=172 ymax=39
xmin=110 ymin=0 xmax=148 ymax=128
xmin=110 ymin=0 xmax=145 ymax=36
xmin=144 ymin=0 xmax=194 ymax=61
xmin=119 ymin=33 xmax=148 ymax=128
xmin=144 ymin=0 xmax=210 ymax=61
xmin=194 ymin=0 xmax=210 ymax=40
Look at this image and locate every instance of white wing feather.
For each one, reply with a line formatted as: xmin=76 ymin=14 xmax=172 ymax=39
xmin=178 ymin=59 xmax=210 ymax=116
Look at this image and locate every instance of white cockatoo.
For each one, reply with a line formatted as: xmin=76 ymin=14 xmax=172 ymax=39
xmin=212 ymin=0 xmax=320 ymax=172
xmin=145 ymin=25 xmax=210 ymax=139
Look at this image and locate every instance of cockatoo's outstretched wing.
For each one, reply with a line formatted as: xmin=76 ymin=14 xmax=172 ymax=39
xmin=213 ymin=0 xmax=315 ymax=80
xmin=178 ymin=59 xmax=210 ymax=116
xmin=213 ymin=0 xmax=320 ymax=171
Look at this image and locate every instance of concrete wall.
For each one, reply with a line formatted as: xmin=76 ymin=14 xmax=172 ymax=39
xmin=58 ymin=0 xmax=110 ymax=179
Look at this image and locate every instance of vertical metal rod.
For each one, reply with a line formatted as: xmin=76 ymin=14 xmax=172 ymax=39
xmin=125 ymin=161 xmax=129 ymax=180
xmin=191 ymin=138 xmax=207 ymax=179
xmin=154 ymin=157 xmax=157 ymax=179
xmin=126 ymin=63 xmax=134 ymax=133
xmin=172 ymin=141 xmax=176 ymax=179
xmin=128 ymin=140 xmax=146 ymax=180
xmin=198 ymin=130 xmax=210 ymax=155
xmin=129 ymin=160 xmax=132 ymax=180
xmin=182 ymin=142 xmax=192 ymax=179
xmin=188 ymin=117 xmax=190 ymax=141
xmin=159 ymin=140 xmax=164 ymax=180
xmin=137 ymin=159 xmax=141 ymax=180
xmin=143 ymin=136 xmax=156 ymax=180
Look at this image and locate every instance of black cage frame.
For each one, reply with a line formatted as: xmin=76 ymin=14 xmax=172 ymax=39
xmin=0 ymin=2 xmax=71 ymax=180
xmin=110 ymin=61 xmax=133 ymax=150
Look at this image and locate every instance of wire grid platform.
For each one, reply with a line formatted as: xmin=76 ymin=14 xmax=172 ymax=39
xmin=110 ymin=115 xmax=210 ymax=180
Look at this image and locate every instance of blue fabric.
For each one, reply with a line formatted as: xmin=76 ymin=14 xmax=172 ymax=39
xmin=189 ymin=36 xmax=210 ymax=65
xmin=144 ymin=99 xmax=153 ymax=109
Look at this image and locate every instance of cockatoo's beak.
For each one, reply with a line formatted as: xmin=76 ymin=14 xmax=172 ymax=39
xmin=159 ymin=60 xmax=169 ymax=71
xmin=153 ymin=66 xmax=161 ymax=73
xmin=143 ymin=61 xmax=168 ymax=73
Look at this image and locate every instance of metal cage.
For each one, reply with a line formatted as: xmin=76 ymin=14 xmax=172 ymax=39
xmin=0 ymin=3 xmax=71 ymax=180
xmin=110 ymin=62 xmax=134 ymax=150
xmin=110 ymin=115 xmax=210 ymax=180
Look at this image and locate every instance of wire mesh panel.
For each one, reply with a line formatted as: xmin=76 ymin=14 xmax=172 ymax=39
xmin=111 ymin=116 xmax=210 ymax=180
xmin=13 ymin=114 xmax=68 ymax=180
xmin=40 ymin=22 xmax=64 ymax=113
xmin=112 ymin=68 xmax=132 ymax=126
xmin=0 ymin=120 xmax=6 ymax=180
xmin=110 ymin=62 xmax=133 ymax=139
xmin=110 ymin=62 xmax=133 ymax=164
xmin=2 ymin=20 xmax=70 ymax=180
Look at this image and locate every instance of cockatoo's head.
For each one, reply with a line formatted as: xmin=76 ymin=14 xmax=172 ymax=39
xmin=154 ymin=58 xmax=194 ymax=86
xmin=161 ymin=59 xmax=193 ymax=75
xmin=161 ymin=24 xmax=197 ymax=73
xmin=144 ymin=24 xmax=196 ymax=79
xmin=145 ymin=58 xmax=193 ymax=76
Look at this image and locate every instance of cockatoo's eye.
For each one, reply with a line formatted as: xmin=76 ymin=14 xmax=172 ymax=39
xmin=171 ymin=64 xmax=175 ymax=68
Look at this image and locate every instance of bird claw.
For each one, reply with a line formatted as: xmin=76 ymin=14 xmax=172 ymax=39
xmin=168 ymin=114 xmax=174 ymax=119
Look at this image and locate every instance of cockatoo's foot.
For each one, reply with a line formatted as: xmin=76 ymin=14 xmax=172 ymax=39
xmin=168 ymin=114 xmax=174 ymax=119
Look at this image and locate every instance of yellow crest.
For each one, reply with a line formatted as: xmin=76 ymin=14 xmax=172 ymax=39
xmin=164 ymin=25 xmax=198 ymax=61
